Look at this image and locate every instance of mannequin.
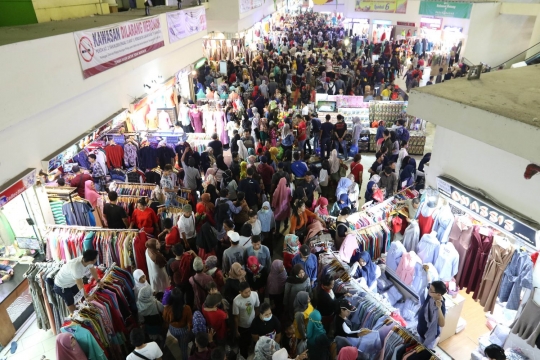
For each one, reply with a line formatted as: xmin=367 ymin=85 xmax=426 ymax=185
xmin=146 ymin=105 xmax=158 ymax=130
xmin=417 ymin=191 xmax=440 ymax=237
xmin=214 ymin=103 xmax=228 ymax=145
xmin=158 ymin=110 xmax=172 ymax=131
xmin=179 ymin=103 xmax=191 ymax=133
xmin=189 ymin=106 xmax=204 ymax=133
xmin=204 ymin=107 xmax=216 ymax=136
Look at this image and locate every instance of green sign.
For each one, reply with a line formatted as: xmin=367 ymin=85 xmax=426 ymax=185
xmin=419 ymin=1 xmax=472 ymax=19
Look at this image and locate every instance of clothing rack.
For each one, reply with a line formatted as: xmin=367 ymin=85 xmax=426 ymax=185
xmin=385 ymin=266 xmax=420 ymax=302
xmin=45 ymin=224 xmax=138 ymax=232
xmin=88 ymin=262 xmax=116 ymax=296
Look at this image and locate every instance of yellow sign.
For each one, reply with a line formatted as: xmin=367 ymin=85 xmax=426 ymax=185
xmin=313 ymin=0 xmax=330 ymax=4
xmin=355 ymin=0 xmax=407 ymax=13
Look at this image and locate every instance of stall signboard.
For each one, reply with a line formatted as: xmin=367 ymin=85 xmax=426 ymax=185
xmin=437 ymin=176 xmax=539 ymax=247
xmin=397 ymin=21 xmax=415 ymax=27
xmin=74 ymin=16 xmax=164 ymax=79
xmin=167 ymin=136 xmax=179 ymax=145
xmin=147 ymin=136 xmax=159 ymax=146
xmin=419 ymin=1 xmax=472 ymax=19
xmin=113 ymin=135 xmax=125 ymax=145
xmin=166 ymin=7 xmax=207 ymax=44
xmin=240 ymin=0 xmax=263 ymax=13
xmin=355 ymin=0 xmax=407 ymax=14
xmin=420 ymin=17 xmax=442 ymax=30
xmin=373 ymin=19 xmax=393 ymax=25
xmin=0 ymin=170 xmax=37 ymax=207
xmin=336 ymin=96 xmax=364 ymax=108
xmin=443 ymin=25 xmax=463 ymax=32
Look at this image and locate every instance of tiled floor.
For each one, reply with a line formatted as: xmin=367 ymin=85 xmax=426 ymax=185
xmin=0 ymin=317 xmax=57 ymax=360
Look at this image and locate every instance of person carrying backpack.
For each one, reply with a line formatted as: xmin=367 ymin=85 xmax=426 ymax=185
xmin=395 ymin=119 xmax=410 ymax=143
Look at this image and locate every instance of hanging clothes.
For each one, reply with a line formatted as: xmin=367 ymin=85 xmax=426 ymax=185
xmin=433 ymin=242 xmax=459 ymax=282
xmin=476 ymin=240 xmax=515 ymax=313
xmin=510 ymin=294 xmax=540 ymax=346
xmin=402 ymin=219 xmax=420 ymax=253
xmin=386 ymin=241 xmax=406 ymax=271
xmin=417 ymin=204 xmax=438 ymax=238
xmin=432 ymin=205 xmax=454 ymax=244
xmin=466 ymin=226 xmax=494 ymax=295
xmin=498 ymin=250 xmax=533 ymax=310
xmin=416 ymin=232 xmax=440 ymax=264
xmin=448 ymin=216 xmax=474 ymax=286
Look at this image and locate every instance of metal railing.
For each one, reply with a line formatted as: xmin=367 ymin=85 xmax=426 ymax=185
xmin=493 ymin=41 xmax=540 ymax=70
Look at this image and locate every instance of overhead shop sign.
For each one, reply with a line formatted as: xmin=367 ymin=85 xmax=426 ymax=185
xmin=419 ymin=1 xmax=472 ymax=19
xmin=74 ymin=16 xmax=165 ymax=79
xmin=240 ymin=0 xmax=264 ymax=13
xmin=166 ymin=7 xmax=207 ymax=44
xmin=0 ymin=170 xmax=36 ymax=207
xmin=437 ymin=176 xmax=539 ymax=247
xmin=355 ymin=0 xmax=407 ymax=14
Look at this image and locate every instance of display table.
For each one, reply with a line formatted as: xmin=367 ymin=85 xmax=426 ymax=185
xmin=0 ymin=263 xmax=30 ymax=347
xmin=367 ymin=128 xmax=426 ymax=155
xmin=439 ymin=293 xmax=465 ymax=343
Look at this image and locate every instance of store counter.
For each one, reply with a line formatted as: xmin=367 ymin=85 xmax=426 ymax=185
xmin=0 ymin=263 xmax=30 ymax=346
xmin=439 ymin=292 xmax=465 ymax=343
xmin=366 ymin=128 xmax=426 ymax=155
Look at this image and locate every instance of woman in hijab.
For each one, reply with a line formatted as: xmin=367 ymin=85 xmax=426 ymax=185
xmin=145 ymin=239 xmax=169 ymax=293
xmin=281 ymin=124 xmax=294 ymax=153
xmin=137 ymin=285 xmax=164 ymax=339
xmin=205 ymin=255 xmax=224 ymax=292
xmin=240 ymin=161 xmax=248 ymax=179
xmin=84 ymin=180 xmax=105 ymax=227
xmin=284 ymin=264 xmax=311 ymax=319
xmin=215 ymin=154 xmax=228 ymax=188
xmin=246 ymin=256 xmax=268 ymax=299
xmin=238 ymin=139 xmax=249 ymax=160
xmin=337 ymin=347 xmax=359 ymax=360
xmin=260 ymin=80 xmax=269 ymax=98
xmin=258 ymin=201 xmax=276 ymax=255
xmin=347 ymin=174 xmax=360 ymax=211
xmin=335 ymin=177 xmax=353 ymax=200
xmin=196 ymin=222 xmax=218 ymax=260
xmin=269 ymin=147 xmax=280 ymax=165
xmin=364 ymin=175 xmax=381 ymax=203
xmin=399 ymin=157 xmax=417 ymax=190
xmin=292 ymin=291 xmax=314 ymax=348
xmin=328 ymin=149 xmax=341 ymax=191
xmin=314 ymin=197 xmax=329 ymax=218
xmin=349 ymin=251 xmax=380 ymax=291
xmin=200 ymin=193 xmax=216 ymax=225
xmin=306 ymin=310 xmax=327 ymax=355
xmin=133 ymin=269 xmax=149 ymax=299
xmin=56 ymin=333 xmax=88 ymax=360
xmin=201 ymin=147 xmax=216 ymax=174
xmin=283 ymin=234 xmax=301 ymax=273
xmin=223 ymin=262 xmax=246 ymax=304
xmin=254 ymin=336 xmax=280 ymax=360
xmin=272 ymin=177 xmax=292 ymax=234
xmin=267 ymin=260 xmax=287 ymax=318
xmin=331 ymin=194 xmax=351 ymax=217
xmin=231 ymin=132 xmax=241 ymax=153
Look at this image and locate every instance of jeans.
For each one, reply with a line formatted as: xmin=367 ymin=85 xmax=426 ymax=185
xmin=238 ymin=326 xmax=252 ymax=358
xmin=320 ymin=137 xmax=332 ymax=158
xmin=312 ymin=131 xmax=320 ymax=151
xmin=334 ymin=139 xmax=348 ymax=159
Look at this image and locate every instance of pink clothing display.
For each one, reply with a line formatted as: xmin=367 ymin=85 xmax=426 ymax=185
xmin=395 ymin=251 xmax=422 ymax=285
xmin=272 ymin=178 xmax=291 ymax=221
xmin=189 ymin=109 xmax=204 ymax=133
xmin=339 ymin=234 xmax=358 ymax=263
xmin=214 ymin=110 xmax=228 ymax=145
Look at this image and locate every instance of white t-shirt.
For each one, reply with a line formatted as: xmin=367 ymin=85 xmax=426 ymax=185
xmin=54 ymin=256 xmax=92 ymax=288
xmin=232 ymin=291 xmax=260 ymax=328
xmin=177 ymin=214 xmax=196 ymax=239
xmin=126 ymin=342 xmax=163 ymax=360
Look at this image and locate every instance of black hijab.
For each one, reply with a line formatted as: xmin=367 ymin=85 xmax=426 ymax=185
xmin=196 ymin=222 xmax=218 ymax=252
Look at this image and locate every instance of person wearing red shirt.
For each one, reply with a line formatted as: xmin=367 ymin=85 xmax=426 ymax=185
xmin=130 ymin=198 xmax=159 ymax=235
xmin=349 ymin=153 xmax=364 ymax=189
xmin=160 ymin=218 xmax=181 ymax=252
xmin=257 ymin=156 xmax=275 ymax=195
xmin=70 ymin=165 xmax=92 ymax=197
xmin=202 ymin=294 xmax=229 ymax=343
xmin=296 ymin=115 xmax=308 ymax=159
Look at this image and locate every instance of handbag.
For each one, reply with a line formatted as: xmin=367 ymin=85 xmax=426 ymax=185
xmin=373 ymin=188 xmax=384 ymax=203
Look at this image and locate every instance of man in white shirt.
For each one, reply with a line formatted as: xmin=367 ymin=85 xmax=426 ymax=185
xmin=127 ymin=328 xmax=163 ymax=360
xmin=233 ymin=281 xmax=260 ymax=359
xmin=53 ymin=249 xmax=101 ymax=313
xmin=301 ymin=102 xmax=310 ymax=116
xmin=178 ymin=204 xmax=197 ymax=251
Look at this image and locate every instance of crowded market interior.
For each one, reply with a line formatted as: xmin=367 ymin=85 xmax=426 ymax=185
xmin=0 ymin=3 xmax=539 ymax=360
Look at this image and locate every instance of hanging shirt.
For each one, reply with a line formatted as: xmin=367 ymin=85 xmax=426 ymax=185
xmin=498 ymin=250 xmax=533 ymax=310
xmin=434 ymin=243 xmax=460 ymax=281
xmin=396 ymin=251 xmax=422 ymax=286
xmin=386 ymin=241 xmax=406 ymax=271
xmin=416 ymin=232 xmax=440 ymax=264
xmin=432 ymin=205 xmax=454 ymax=244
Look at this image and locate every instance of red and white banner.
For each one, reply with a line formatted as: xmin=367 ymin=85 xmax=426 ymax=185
xmin=0 ymin=170 xmax=36 ymax=207
xmin=166 ymin=7 xmax=207 ymax=44
xmin=74 ymin=16 xmax=165 ymax=79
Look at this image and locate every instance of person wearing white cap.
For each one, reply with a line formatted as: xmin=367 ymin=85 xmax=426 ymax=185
xmin=222 ymin=231 xmax=245 ymax=274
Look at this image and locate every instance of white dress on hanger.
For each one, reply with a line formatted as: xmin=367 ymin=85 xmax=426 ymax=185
xmin=145 ymin=250 xmax=169 ymax=293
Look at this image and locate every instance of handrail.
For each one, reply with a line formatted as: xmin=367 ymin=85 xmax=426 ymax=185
xmin=493 ymin=41 xmax=540 ymax=69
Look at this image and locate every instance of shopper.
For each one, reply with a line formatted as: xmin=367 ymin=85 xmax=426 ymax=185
xmin=127 ymin=328 xmax=163 ymax=360
xmin=233 ymin=281 xmax=261 ymax=358
xmin=417 ymin=281 xmax=447 ymax=350
xmin=103 ymin=191 xmax=128 ymax=229
xmin=190 ymin=257 xmax=214 ymax=311
xmin=53 ymin=249 xmax=101 ymax=313
xmin=70 ymin=165 xmax=92 ymax=198
xmin=145 ymin=238 xmax=169 ymax=293
xmin=130 ymin=198 xmax=159 ymax=235
xmin=163 ymin=288 xmax=193 ymax=360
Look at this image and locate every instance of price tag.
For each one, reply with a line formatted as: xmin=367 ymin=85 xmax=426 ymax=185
xmin=113 ymin=135 xmax=125 ymax=145
xmin=73 ymin=289 xmax=84 ymax=304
